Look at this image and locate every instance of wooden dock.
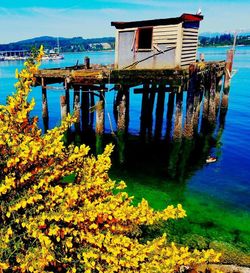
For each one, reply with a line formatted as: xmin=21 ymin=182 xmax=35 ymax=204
xmin=34 ymin=61 xmax=225 ymax=86
xmin=33 ymin=50 xmax=233 ymax=163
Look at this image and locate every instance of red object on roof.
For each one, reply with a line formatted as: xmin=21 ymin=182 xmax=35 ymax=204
xmin=111 ymin=13 xmax=203 ymax=29
xmin=181 ymin=13 xmax=203 ymax=22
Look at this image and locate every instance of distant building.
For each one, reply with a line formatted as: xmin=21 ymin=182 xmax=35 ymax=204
xmin=88 ymin=43 xmax=112 ymax=50
xmin=101 ymin=43 xmax=112 ymax=50
xmin=111 ymin=13 xmax=203 ymax=69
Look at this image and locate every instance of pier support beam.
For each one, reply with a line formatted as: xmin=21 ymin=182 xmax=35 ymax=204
xmin=114 ymin=85 xmax=130 ymax=163
xmin=208 ymin=65 xmax=217 ymax=124
xmin=173 ymin=87 xmax=183 ymax=140
xmin=41 ymin=80 xmax=49 ymax=133
xmin=183 ymin=64 xmax=197 ymax=138
xmin=90 ymin=93 xmax=95 ymax=128
xmin=81 ymin=88 xmax=90 ymax=132
xmin=147 ymin=86 xmax=156 ymax=141
xmin=193 ymin=71 xmax=203 ymax=133
xmin=73 ymin=86 xmax=81 ymax=145
xmin=64 ymin=78 xmax=70 ymax=114
xmin=140 ymin=83 xmax=156 ymax=142
xmin=60 ymin=95 xmax=71 ymax=143
xmin=117 ymin=94 xmax=126 ymax=164
xmin=222 ymin=49 xmax=234 ymax=109
xmin=202 ymin=71 xmax=210 ymax=124
xmin=124 ymin=86 xmax=130 ymax=133
xmin=95 ymin=100 xmax=104 ymax=154
xmin=215 ymin=75 xmax=223 ymax=113
xmin=73 ymin=86 xmax=81 ymax=124
xmin=166 ymin=91 xmax=175 ymax=141
xmin=60 ymin=96 xmax=67 ymax=121
xmin=84 ymin=56 xmax=90 ymax=69
xmin=154 ymin=84 xmax=166 ymax=141
xmin=65 ymin=89 xmax=70 ymax=114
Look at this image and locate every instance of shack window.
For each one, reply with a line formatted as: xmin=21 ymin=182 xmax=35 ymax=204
xmin=137 ymin=27 xmax=153 ymax=50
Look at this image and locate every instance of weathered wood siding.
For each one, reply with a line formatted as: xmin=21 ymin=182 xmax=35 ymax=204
xmin=115 ymin=22 xmax=199 ymax=69
xmin=152 ymin=24 xmax=179 ymax=46
xmin=180 ymin=27 xmax=199 ymax=66
xmin=115 ymin=26 xmax=177 ymax=69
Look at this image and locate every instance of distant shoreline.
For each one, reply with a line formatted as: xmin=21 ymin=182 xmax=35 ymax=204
xmin=62 ymin=49 xmax=115 ymax=53
xmin=199 ymin=44 xmax=247 ymax=48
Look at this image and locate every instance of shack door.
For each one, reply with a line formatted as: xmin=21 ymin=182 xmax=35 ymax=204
xmin=117 ymin=30 xmax=135 ymax=69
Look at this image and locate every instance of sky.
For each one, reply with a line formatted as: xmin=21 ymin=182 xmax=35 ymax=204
xmin=0 ymin=0 xmax=250 ymax=43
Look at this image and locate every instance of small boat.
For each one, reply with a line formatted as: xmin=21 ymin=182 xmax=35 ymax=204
xmin=42 ymin=38 xmax=64 ymax=61
xmin=206 ymin=156 xmax=217 ymax=163
xmin=42 ymin=53 xmax=64 ymax=61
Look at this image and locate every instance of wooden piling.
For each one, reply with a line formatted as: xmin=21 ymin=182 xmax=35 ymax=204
xmin=65 ymin=89 xmax=70 ymax=114
xmin=60 ymin=95 xmax=67 ymax=120
xmin=81 ymin=57 xmax=91 ymax=133
xmin=208 ymin=65 xmax=216 ymax=123
xmin=201 ymin=69 xmax=218 ymax=135
xmin=117 ymin=95 xmax=126 ymax=132
xmin=123 ymin=85 xmax=130 ymax=133
xmin=193 ymin=69 xmax=204 ymax=132
xmin=73 ymin=86 xmax=81 ymax=124
xmin=183 ymin=64 xmax=196 ymax=138
xmin=99 ymin=84 xmax=106 ymax=137
xmin=202 ymin=71 xmax=210 ymax=123
xmin=95 ymin=100 xmax=104 ymax=154
xmin=84 ymin=56 xmax=90 ymax=69
xmin=64 ymin=78 xmax=70 ymax=114
xmin=117 ymin=94 xmax=126 ymax=164
xmin=195 ymin=52 xmax=206 ymax=132
xmin=173 ymin=88 xmax=183 ymax=140
xmin=154 ymin=84 xmax=166 ymax=140
xmin=81 ymin=88 xmax=90 ymax=131
xmin=90 ymin=92 xmax=95 ymax=128
xmin=42 ymin=79 xmax=49 ymax=132
xmin=140 ymin=84 xmax=149 ymax=141
xmin=73 ymin=86 xmax=81 ymax=144
xmin=99 ymin=84 xmax=106 ymax=109
xmin=61 ymin=79 xmax=70 ymax=144
xmin=222 ymin=49 xmax=234 ymax=108
xmin=166 ymin=91 xmax=175 ymax=141
xmin=215 ymin=75 xmax=223 ymax=112
xmin=147 ymin=87 xmax=156 ymax=141
xmin=114 ymin=86 xmax=122 ymax=125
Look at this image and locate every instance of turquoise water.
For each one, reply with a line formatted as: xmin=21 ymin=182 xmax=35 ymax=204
xmin=0 ymin=47 xmax=249 ymax=256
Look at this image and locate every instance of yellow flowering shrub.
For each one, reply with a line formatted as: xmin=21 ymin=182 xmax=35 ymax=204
xmin=0 ymin=47 xmax=221 ymax=273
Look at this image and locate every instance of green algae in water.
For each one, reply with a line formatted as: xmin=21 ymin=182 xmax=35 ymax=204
xmin=111 ymin=169 xmax=250 ymax=255
xmin=109 ymin=134 xmax=250 ymax=259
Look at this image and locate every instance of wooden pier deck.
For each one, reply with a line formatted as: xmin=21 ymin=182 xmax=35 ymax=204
xmin=34 ymin=61 xmax=226 ymax=87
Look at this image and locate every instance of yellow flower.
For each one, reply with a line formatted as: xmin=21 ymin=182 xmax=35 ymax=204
xmin=15 ymin=68 xmax=19 ymax=78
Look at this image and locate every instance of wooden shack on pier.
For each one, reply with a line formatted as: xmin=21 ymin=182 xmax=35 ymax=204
xmin=111 ymin=13 xmax=203 ymax=69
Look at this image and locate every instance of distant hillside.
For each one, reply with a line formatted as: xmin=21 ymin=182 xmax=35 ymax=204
xmin=0 ymin=36 xmax=115 ymax=52
xmin=199 ymin=33 xmax=250 ymax=47
xmin=1 ymin=32 xmax=249 ymax=52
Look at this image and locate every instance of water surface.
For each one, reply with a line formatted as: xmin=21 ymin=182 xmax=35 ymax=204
xmin=0 ymin=47 xmax=249 ymax=254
